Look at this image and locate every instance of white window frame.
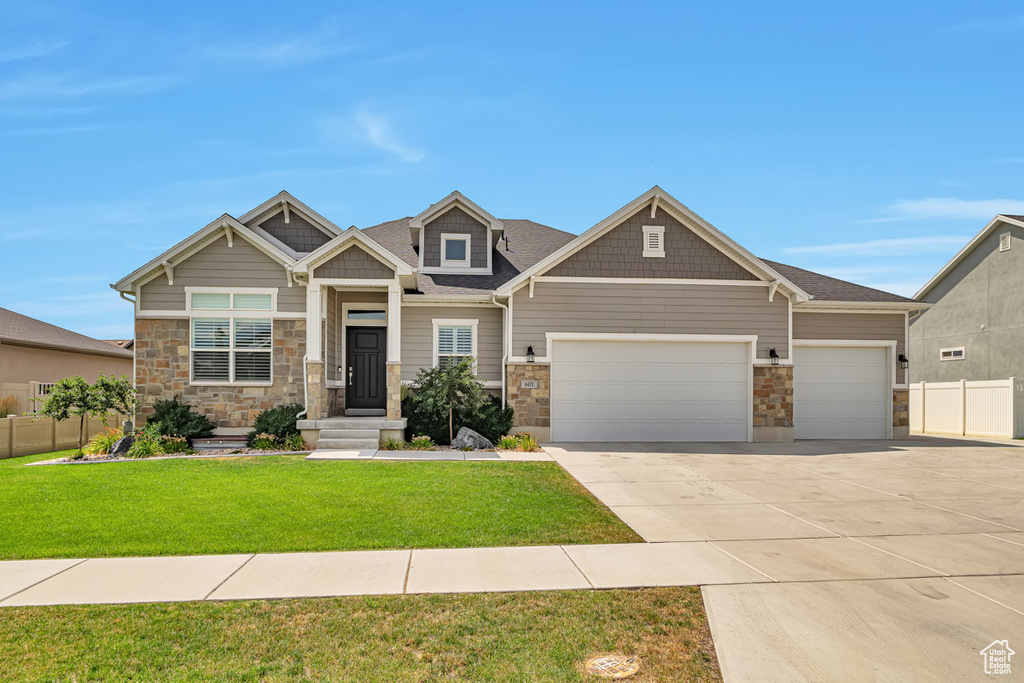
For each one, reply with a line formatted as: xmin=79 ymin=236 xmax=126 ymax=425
xmin=642 ymin=225 xmax=665 ymax=258
xmin=432 ymin=318 xmax=478 ymax=370
xmin=440 ymin=233 xmax=472 ymax=269
xmin=189 ymin=317 xmax=273 ymax=386
xmin=1000 ymin=232 xmax=1012 ymax=252
xmin=940 ymin=346 xmax=966 ymax=362
xmin=184 ymin=287 xmax=278 ymax=314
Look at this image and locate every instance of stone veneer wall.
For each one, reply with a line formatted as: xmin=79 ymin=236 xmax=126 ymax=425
xmin=893 ymin=389 xmax=909 ymax=429
xmin=387 ymin=363 xmax=402 ymax=420
xmin=506 ymin=363 xmax=550 ymax=431
xmin=135 ymin=318 xmax=305 ymax=428
xmin=752 ymin=365 xmax=793 ymax=429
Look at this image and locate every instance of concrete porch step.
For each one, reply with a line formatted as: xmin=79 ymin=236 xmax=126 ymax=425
xmin=319 ymin=429 xmax=379 ymax=440
xmin=298 ymin=418 xmax=389 ymax=430
xmin=316 ymin=438 xmax=380 ymax=450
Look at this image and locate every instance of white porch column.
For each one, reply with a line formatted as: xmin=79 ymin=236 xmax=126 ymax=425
xmin=306 ymin=282 xmax=322 ymax=361
xmin=387 ymin=283 xmax=401 ymax=363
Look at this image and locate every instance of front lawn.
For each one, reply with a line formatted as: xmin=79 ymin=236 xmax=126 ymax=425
xmin=0 ymin=451 xmax=640 ymax=560
xmin=0 ymin=588 xmax=721 ymax=682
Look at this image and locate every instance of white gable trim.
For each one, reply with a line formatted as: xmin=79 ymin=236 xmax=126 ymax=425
xmin=914 ymin=214 xmax=1024 ymax=300
xmin=238 ymin=190 xmax=343 ymax=237
xmin=292 ymin=229 xmax=414 ymax=277
xmin=113 ymin=215 xmax=296 ymax=293
xmin=494 ymin=186 xmax=811 ymax=301
xmin=410 ymin=191 xmax=504 ymax=233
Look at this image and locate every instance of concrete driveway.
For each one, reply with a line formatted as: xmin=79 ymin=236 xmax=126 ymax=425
xmin=546 ymin=437 xmax=1024 ymax=682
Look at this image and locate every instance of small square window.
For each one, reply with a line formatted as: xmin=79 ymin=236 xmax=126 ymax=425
xmin=642 ymin=225 xmax=665 ymax=258
xmin=441 ymin=233 xmax=471 ymax=268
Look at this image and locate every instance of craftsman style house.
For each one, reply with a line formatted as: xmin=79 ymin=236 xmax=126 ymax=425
xmin=114 ymin=187 xmax=926 ymax=446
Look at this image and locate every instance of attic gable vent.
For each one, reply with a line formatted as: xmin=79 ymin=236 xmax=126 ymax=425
xmin=642 ymin=225 xmax=665 ymax=258
xmin=1000 ymin=231 xmax=1011 ymax=252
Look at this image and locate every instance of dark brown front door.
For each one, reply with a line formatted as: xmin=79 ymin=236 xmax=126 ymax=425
xmin=346 ymin=327 xmax=386 ymax=410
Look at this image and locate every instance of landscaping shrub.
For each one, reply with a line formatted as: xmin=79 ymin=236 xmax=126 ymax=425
xmin=0 ymin=393 xmax=17 ymax=417
xmin=409 ymin=435 xmax=435 ymax=450
xmin=159 ymin=435 xmax=190 ymax=454
xmin=246 ymin=404 xmax=303 ymax=446
xmin=406 ymin=359 xmax=483 ymax=444
xmin=404 ymin=392 xmax=514 ymax=446
xmin=126 ymin=426 xmax=162 ymax=459
xmin=283 ymin=433 xmax=308 ymax=451
xmin=250 ymin=433 xmax=279 ymax=451
xmin=83 ymin=427 xmax=124 ymax=455
xmin=147 ymin=396 xmax=214 ymax=441
xmin=380 ymin=436 xmax=405 ymax=451
xmin=497 ymin=432 xmax=540 ymax=452
xmin=37 ymin=374 xmax=137 ymax=453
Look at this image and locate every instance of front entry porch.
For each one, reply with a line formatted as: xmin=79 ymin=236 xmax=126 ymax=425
xmin=301 ymin=282 xmax=404 ymax=426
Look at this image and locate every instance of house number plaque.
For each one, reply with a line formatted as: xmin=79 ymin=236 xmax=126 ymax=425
xmin=520 ymin=379 xmax=539 ymax=389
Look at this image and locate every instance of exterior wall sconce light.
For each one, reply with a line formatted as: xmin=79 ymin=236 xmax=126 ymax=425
xmin=898 ymin=353 xmax=909 ymax=370
xmin=768 ymin=348 xmax=779 ymax=365
xmin=526 ymin=345 xmax=535 ymax=363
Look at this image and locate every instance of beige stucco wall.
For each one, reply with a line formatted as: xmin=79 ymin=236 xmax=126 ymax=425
xmin=0 ymin=343 xmax=132 ymax=384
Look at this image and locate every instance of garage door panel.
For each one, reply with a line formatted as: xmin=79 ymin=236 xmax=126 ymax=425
xmin=794 ymin=346 xmax=889 ymax=440
xmin=550 ymin=340 xmax=750 ymax=442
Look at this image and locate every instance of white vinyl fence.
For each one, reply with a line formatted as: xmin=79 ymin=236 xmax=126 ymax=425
xmin=910 ymin=379 xmax=1024 ymax=439
xmin=0 ymin=414 xmax=129 ymax=459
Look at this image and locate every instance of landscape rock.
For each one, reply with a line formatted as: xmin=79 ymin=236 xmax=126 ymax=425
xmin=110 ymin=435 xmax=135 ymax=458
xmin=451 ymin=427 xmax=493 ymax=450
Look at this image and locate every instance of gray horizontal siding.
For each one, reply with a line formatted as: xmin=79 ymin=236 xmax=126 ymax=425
xmin=545 ymin=206 xmax=756 ymax=280
xmin=793 ymin=311 xmax=907 ymax=384
xmin=512 ymin=282 xmax=786 ymax=360
xmin=400 ymin=305 xmax=503 ymax=383
xmin=138 ymin=235 xmax=305 ymax=313
xmin=313 ymin=246 xmax=395 ymax=279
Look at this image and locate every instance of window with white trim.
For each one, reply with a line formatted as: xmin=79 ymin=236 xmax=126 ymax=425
xmin=189 ymin=291 xmax=274 ymax=384
xmin=441 ymin=233 xmax=471 ymax=268
xmin=642 ymin=225 xmax=665 ymax=258
xmin=940 ymin=347 xmax=965 ymax=361
xmin=434 ymin=320 xmax=477 ymax=369
xmin=1000 ymin=232 xmax=1011 ymax=252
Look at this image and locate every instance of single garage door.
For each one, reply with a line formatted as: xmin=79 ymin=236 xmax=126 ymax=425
xmin=550 ymin=339 xmax=750 ymax=442
xmin=793 ymin=346 xmax=890 ymax=439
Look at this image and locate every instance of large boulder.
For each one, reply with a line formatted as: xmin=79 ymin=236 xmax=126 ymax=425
xmin=110 ymin=435 xmax=135 ymax=458
xmin=451 ymin=427 xmax=493 ymax=450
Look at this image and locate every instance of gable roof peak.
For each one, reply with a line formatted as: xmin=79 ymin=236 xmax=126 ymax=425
xmin=410 ymin=191 xmax=504 ymax=232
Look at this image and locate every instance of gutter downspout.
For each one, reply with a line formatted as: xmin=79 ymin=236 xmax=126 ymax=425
xmin=297 ymin=354 xmax=309 ymax=418
xmin=119 ymin=290 xmax=138 ymax=429
xmin=490 ymin=294 xmax=509 ymax=407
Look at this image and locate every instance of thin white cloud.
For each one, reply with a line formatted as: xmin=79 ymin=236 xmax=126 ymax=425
xmin=200 ymin=29 xmax=354 ymax=69
xmin=320 ymin=106 xmax=426 ymax=163
xmin=7 ymin=124 xmax=102 ymax=136
xmin=872 ymin=197 xmax=1024 ymax=222
xmin=0 ymin=41 xmax=67 ymax=63
xmin=784 ymin=235 xmax=972 ymax=256
xmin=11 ymin=294 xmax=127 ymax=318
xmin=0 ymin=72 xmax=176 ymax=101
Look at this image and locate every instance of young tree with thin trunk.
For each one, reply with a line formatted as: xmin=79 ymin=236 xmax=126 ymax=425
xmin=36 ymin=375 xmax=137 ymax=453
xmin=410 ymin=357 xmax=483 ymax=444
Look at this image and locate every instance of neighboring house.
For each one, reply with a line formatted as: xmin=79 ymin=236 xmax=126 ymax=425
xmin=0 ymin=307 xmax=134 ymax=413
xmin=113 ymin=187 xmax=925 ymax=445
xmin=102 ymin=339 xmax=135 ymax=351
xmin=910 ymin=214 xmax=1024 ymax=382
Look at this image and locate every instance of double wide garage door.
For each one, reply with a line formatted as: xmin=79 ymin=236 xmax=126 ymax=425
xmin=793 ymin=346 xmax=890 ymax=440
xmin=550 ymin=339 xmax=750 ymax=442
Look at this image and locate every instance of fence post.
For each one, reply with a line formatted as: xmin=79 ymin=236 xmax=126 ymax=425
xmin=10 ymin=416 xmax=18 ymax=458
xmin=1011 ymin=377 xmax=1019 ymax=439
xmin=959 ymin=379 xmax=967 ymax=436
xmin=919 ymin=381 xmax=926 ymax=433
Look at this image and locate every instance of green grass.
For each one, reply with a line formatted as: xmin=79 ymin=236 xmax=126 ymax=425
xmin=0 ymin=451 xmax=640 ymax=560
xmin=0 ymin=588 xmax=720 ymax=682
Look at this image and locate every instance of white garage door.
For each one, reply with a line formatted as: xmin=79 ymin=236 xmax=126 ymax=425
xmin=550 ymin=339 xmax=750 ymax=442
xmin=793 ymin=346 xmax=890 ymax=439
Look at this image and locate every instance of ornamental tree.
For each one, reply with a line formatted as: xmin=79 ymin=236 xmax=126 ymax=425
xmin=36 ymin=374 xmax=137 ymax=453
xmin=410 ymin=357 xmax=483 ymax=444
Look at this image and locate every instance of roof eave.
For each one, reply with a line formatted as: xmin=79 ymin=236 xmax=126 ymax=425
xmin=795 ymin=300 xmax=932 ymax=312
xmin=914 ymin=214 xmax=1024 ymax=300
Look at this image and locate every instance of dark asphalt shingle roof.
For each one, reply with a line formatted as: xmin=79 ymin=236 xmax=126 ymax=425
xmin=363 ymin=217 xmax=577 ymax=294
xmin=1002 ymin=214 xmax=1024 ymax=221
xmin=762 ymin=260 xmax=920 ymax=303
xmin=0 ymin=307 xmax=134 ymax=358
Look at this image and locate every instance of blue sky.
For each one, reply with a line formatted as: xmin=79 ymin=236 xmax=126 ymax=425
xmin=1 ymin=0 xmax=1023 ymax=339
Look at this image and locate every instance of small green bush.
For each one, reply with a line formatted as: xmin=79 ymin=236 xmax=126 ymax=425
xmin=126 ymin=426 xmax=162 ymax=459
xmin=148 ymin=396 xmax=214 ymax=441
xmin=409 ymin=435 xmax=435 ymax=450
xmin=404 ymin=393 xmax=514 ymax=446
xmin=380 ymin=436 xmax=405 ymax=451
xmin=283 ymin=433 xmax=308 ymax=451
xmin=250 ymin=433 xmax=279 ymax=451
xmin=159 ymin=435 xmax=190 ymax=454
xmin=496 ymin=432 xmax=540 ymax=452
xmin=84 ymin=427 xmax=124 ymax=455
xmin=246 ymin=404 xmax=303 ymax=446
xmin=460 ymin=396 xmax=515 ymax=444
